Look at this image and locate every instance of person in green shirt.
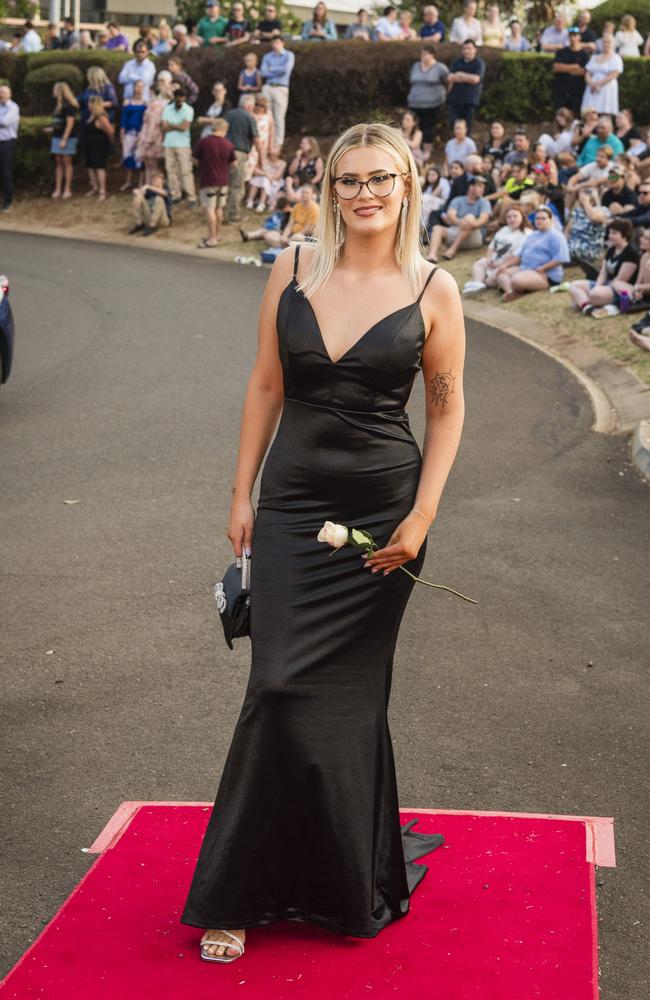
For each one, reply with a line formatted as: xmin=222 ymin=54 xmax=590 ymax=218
xmin=197 ymin=0 xmax=229 ymax=46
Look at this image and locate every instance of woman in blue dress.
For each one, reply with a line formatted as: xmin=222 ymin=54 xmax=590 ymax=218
xmin=119 ymin=79 xmax=146 ymax=191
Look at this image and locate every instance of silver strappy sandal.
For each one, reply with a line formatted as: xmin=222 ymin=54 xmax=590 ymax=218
xmin=199 ymin=930 xmax=245 ymax=963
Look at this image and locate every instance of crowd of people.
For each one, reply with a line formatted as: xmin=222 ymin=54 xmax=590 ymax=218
xmin=1 ymin=5 xmax=650 ymax=348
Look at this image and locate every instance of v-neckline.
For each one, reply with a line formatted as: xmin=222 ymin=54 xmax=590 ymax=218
xmin=291 ymin=278 xmax=423 ymax=366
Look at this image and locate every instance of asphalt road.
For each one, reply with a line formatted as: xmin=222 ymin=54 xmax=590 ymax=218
xmin=0 ymin=232 xmax=647 ymax=997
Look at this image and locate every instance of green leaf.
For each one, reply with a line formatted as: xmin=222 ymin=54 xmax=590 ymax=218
xmin=349 ymin=528 xmax=375 ymax=550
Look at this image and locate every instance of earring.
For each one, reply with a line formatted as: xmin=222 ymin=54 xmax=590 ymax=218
xmin=398 ymin=199 xmax=408 ymax=259
xmin=334 ymin=201 xmax=343 ymax=253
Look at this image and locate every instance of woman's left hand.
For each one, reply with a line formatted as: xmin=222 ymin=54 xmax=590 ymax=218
xmin=363 ymin=513 xmax=429 ymax=576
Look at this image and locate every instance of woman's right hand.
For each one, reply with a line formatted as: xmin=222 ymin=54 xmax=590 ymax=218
xmin=227 ymin=497 xmax=255 ymax=558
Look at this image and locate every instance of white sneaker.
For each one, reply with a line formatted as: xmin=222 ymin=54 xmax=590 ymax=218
xmin=245 ymin=200 xmax=254 ymax=210
xmin=462 ymin=281 xmax=486 ymax=295
xmin=255 ymin=203 xmax=266 ymax=212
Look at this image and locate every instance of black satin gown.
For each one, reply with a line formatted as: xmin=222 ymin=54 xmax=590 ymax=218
xmin=180 ymin=245 xmax=444 ymax=939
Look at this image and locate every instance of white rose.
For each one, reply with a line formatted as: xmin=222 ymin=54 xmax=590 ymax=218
xmin=317 ymin=520 xmax=349 ymax=549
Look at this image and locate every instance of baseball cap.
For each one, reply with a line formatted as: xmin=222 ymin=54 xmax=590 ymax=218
xmin=470 ymin=175 xmax=487 ymax=185
xmin=607 ymin=163 xmax=625 ymax=177
xmin=568 ymin=26 xmax=580 ymax=34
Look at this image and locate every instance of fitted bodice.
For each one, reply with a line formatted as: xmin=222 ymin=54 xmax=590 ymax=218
xmin=275 ymin=249 xmax=436 ymax=414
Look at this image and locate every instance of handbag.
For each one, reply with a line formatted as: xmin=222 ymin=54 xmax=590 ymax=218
xmin=214 ymin=554 xmax=251 ymax=649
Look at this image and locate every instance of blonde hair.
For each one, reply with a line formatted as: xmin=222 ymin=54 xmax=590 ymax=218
xmin=297 ymin=122 xmax=424 ymax=300
xmin=620 ymin=14 xmax=635 ymax=30
xmin=87 ymin=66 xmax=109 ymax=91
xmin=54 ymin=81 xmax=79 ymax=110
xmin=88 ymin=95 xmax=106 ymax=118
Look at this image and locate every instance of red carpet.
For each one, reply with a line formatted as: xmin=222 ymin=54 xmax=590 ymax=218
xmin=1 ymin=803 xmax=614 ymax=1000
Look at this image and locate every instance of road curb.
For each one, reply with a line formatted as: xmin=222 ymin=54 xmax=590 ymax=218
xmin=631 ymin=419 xmax=650 ymax=483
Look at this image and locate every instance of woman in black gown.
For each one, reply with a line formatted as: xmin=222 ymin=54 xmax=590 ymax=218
xmin=180 ymin=122 xmax=466 ymax=962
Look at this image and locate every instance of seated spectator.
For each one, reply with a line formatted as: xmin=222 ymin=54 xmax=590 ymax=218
xmin=81 ymin=95 xmax=114 ymax=201
xmin=628 ymin=129 xmax=650 ymax=180
xmin=129 ymin=172 xmax=173 ymax=235
xmin=152 ymin=23 xmax=174 ymax=55
xmin=285 ymin=136 xmax=324 ymax=202
xmin=552 ymin=27 xmax=589 ymax=115
xmin=614 ymin=15 xmax=644 ymax=57
xmin=344 ymin=9 xmax=375 ymax=41
xmin=614 ymin=109 xmax=641 ymax=151
xmin=79 ymin=66 xmax=118 ymax=124
xmin=482 ymin=4 xmax=505 ymax=48
xmin=538 ymin=107 xmax=575 ymax=159
xmin=301 ymin=3 xmax=337 ymax=41
xmin=577 ymin=114 xmax=624 ymax=166
xmin=401 ymin=111 xmax=424 ymax=165
xmin=496 ymin=205 xmax=570 ymax=300
xmin=444 ymin=118 xmax=477 ymax=176
xmin=240 ymin=182 xmax=319 ymax=245
xmin=426 ymin=175 xmax=491 ymax=262
xmin=628 ymin=231 xmax=650 ymax=349
xmin=444 ymin=153 xmax=483 ymax=206
xmin=225 ymin=3 xmax=252 ymax=46
xmin=449 ymin=0 xmax=483 ymax=46
xmin=481 ymin=119 xmax=513 ymax=166
xmin=407 ymin=46 xmax=449 ymax=159
xmin=616 ymin=181 xmax=650 ymax=228
xmin=253 ymin=3 xmax=283 ymax=42
xmin=462 ymin=204 xmax=532 ymax=293
xmin=481 ymin=152 xmax=497 ymax=186
xmin=568 ymin=218 xmax=638 ymax=313
xmin=192 ymin=118 xmax=235 ymax=247
xmin=250 ymin=195 xmax=291 ymax=237
xmin=572 ymin=106 xmax=599 ymax=153
xmin=239 ymin=52 xmax=262 ymax=96
xmin=419 ymin=6 xmax=445 ymax=42
xmin=531 ymin=142 xmax=558 ymax=186
xmin=540 ymin=13 xmax=569 ymax=53
xmin=420 ymin=165 xmax=450 ymax=225
xmin=602 ymin=162 xmax=637 ymax=214
xmin=197 ymin=2 xmax=228 ymax=46
xmin=375 ymin=6 xmax=403 ymax=41
xmin=581 ymin=36 xmax=623 ymax=115
xmin=504 ymin=18 xmax=531 ymax=52
xmin=503 ymin=128 xmax=531 ymax=169
xmin=576 ymin=10 xmax=597 ymax=52
xmin=104 ymin=22 xmax=129 ymax=51
xmin=566 ymin=144 xmax=614 ymax=210
xmin=167 ymin=56 xmax=199 ymax=106
xmin=566 ymin=189 xmax=609 ymax=278
xmin=246 ymin=146 xmax=287 ymax=211
xmin=486 ymin=158 xmax=535 ymax=222
xmin=398 ymin=10 xmax=417 ymax=41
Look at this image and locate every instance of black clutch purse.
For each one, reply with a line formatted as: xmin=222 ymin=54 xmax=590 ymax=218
xmin=214 ymin=554 xmax=251 ymax=649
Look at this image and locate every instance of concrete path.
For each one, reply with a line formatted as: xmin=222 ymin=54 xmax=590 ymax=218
xmin=0 ymin=233 xmax=647 ymax=997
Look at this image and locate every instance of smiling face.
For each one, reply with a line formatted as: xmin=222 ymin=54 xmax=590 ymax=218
xmin=535 ymin=209 xmax=552 ymax=230
xmin=332 ymin=145 xmax=409 ymax=241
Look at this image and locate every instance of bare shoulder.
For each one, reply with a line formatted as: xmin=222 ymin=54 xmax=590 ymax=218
xmin=419 ymin=263 xmax=463 ymax=342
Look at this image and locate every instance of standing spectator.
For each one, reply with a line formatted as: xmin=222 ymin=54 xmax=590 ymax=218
xmin=224 ymin=94 xmax=265 ymax=222
xmin=284 ymin=135 xmax=324 ymax=202
xmin=129 ymin=172 xmax=172 ymax=235
xmin=20 ymin=21 xmax=43 ymax=53
xmin=552 ymin=27 xmax=589 ymax=115
xmin=186 ymin=18 xmax=203 ymax=48
xmin=44 ymin=23 xmax=61 ymax=50
xmin=407 ymin=45 xmax=449 ymax=159
xmin=118 ymin=42 xmax=156 ymax=100
xmin=245 ymin=94 xmax=275 ymax=198
xmin=197 ymin=1 xmax=228 ymax=46
xmin=95 ymin=28 xmax=110 ymax=48
xmin=426 ymin=174 xmax=491 ymax=261
xmin=193 ymin=118 xmax=235 ymax=247
xmin=419 ymin=6 xmax=445 ymax=43
xmin=398 ymin=11 xmax=417 ymax=41
xmin=225 ymin=3 xmax=252 ymax=46
xmin=301 ymin=3 xmax=337 ymax=41
xmin=82 ymin=96 xmax=114 ymax=201
xmin=482 ymin=4 xmax=505 ymax=48
xmin=344 ymin=9 xmax=374 ymax=41
xmin=136 ymin=26 xmax=155 ymax=51
xmin=119 ymin=80 xmax=147 ymax=191
xmin=137 ymin=77 xmax=175 ymax=182
xmin=504 ymin=18 xmax=530 ymax=52
xmin=0 ymin=84 xmax=19 ymax=214
xmin=444 ymin=118 xmax=476 ymax=175
xmin=481 ymin=119 xmax=513 ymax=166
xmin=447 ymin=39 xmax=486 ymax=133
xmin=596 ymin=22 xmax=616 ymax=53
xmin=253 ymin=4 xmax=283 ymax=42
xmin=60 ymin=17 xmax=80 ymax=49
xmin=105 ymin=22 xmax=129 ymax=51
xmin=240 ymin=182 xmax=319 ymax=246
xmin=449 ymin=1 xmax=483 ymax=46
xmin=540 ymin=14 xmax=569 ymax=53
xmin=198 ymin=81 xmax=231 ymax=138
xmin=167 ymin=56 xmax=199 ymax=107
xmin=576 ymin=10 xmax=597 ymax=52
xmin=238 ymin=52 xmax=262 ymax=96
xmin=260 ymin=36 xmax=295 ymax=150
xmin=79 ymin=67 xmax=118 ymax=125
xmin=79 ymin=30 xmax=95 ymax=50
xmin=614 ymin=16 xmax=644 ymax=57
xmin=496 ymin=206 xmax=570 ymax=300
xmin=581 ymin=36 xmax=623 ymax=115
xmin=152 ymin=23 xmax=174 ymax=55
xmin=44 ymin=82 xmax=79 ymax=200
xmin=374 ymin=6 xmax=402 ymax=41
xmin=161 ymin=88 xmax=197 ymax=206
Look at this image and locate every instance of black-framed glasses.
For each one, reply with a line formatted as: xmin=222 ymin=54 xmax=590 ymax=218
xmin=332 ymin=172 xmax=409 ymax=200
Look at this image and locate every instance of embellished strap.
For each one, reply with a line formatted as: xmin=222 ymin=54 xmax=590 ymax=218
xmin=416 ymin=264 xmax=438 ymax=303
xmin=293 ymin=243 xmax=301 ymax=281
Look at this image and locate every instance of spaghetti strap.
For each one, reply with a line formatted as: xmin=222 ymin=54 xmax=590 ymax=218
xmin=293 ymin=243 xmax=301 ymax=281
xmin=416 ymin=264 xmax=438 ymax=303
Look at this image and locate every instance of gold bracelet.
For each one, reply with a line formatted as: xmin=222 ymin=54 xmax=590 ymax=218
xmin=411 ymin=506 xmax=431 ymax=527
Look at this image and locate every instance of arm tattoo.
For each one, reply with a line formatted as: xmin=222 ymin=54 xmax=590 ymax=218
xmin=429 ymin=369 xmax=456 ymax=407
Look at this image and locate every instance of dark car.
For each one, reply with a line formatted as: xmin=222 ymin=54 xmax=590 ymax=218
xmin=0 ymin=274 xmax=14 ymax=387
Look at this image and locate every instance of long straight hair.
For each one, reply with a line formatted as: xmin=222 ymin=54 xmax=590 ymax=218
xmin=297 ymin=122 xmax=425 ymax=301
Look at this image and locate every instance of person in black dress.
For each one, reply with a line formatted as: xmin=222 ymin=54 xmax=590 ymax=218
xmin=180 ymin=122 xmax=467 ymax=962
xmin=82 ymin=96 xmax=115 ymax=201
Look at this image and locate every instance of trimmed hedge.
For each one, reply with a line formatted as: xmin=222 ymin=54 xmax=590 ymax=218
xmin=23 ymin=63 xmax=84 ymax=115
xmin=14 ymin=117 xmax=53 ymax=192
xmin=591 ymin=0 xmax=650 ymax=37
xmin=2 ymin=44 xmax=650 ymax=130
